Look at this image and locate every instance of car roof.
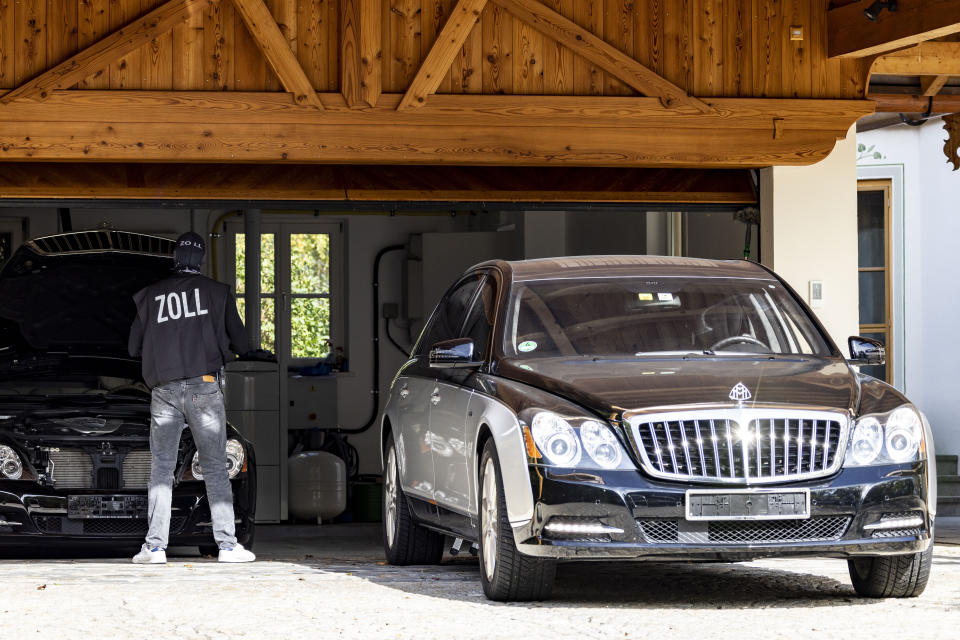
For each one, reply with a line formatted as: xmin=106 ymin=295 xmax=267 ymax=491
xmin=474 ymin=255 xmax=775 ymax=283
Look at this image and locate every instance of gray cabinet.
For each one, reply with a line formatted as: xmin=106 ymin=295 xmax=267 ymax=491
xmin=225 ymin=361 xmax=282 ymax=523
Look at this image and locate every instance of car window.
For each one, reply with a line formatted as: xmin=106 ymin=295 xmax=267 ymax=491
xmin=460 ymin=276 xmax=497 ymax=361
xmin=504 ymin=277 xmax=832 ymax=358
xmin=415 ymin=276 xmax=482 ymax=356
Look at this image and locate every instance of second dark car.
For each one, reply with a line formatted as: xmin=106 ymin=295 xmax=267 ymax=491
xmin=0 ymin=230 xmax=256 ymax=554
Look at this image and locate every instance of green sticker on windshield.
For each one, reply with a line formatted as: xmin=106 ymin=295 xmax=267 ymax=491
xmin=518 ymin=340 xmax=538 ymax=353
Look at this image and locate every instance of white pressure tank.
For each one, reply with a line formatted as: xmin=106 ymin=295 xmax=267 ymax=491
xmin=288 ymin=451 xmax=347 ymax=522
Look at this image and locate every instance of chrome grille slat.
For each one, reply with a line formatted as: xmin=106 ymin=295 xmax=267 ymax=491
xmin=627 ymin=408 xmax=850 ymax=485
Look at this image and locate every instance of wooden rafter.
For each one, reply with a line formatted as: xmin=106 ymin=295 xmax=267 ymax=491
xmin=398 ymin=0 xmax=488 ymax=110
xmin=0 ymin=0 xmax=213 ymax=105
xmin=231 ymin=0 xmax=322 ymax=108
xmin=921 ymin=75 xmax=950 ymax=96
xmin=870 ymin=42 xmax=960 ymax=75
xmin=340 ymin=0 xmax=381 ymax=108
xmin=490 ymin=0 xmax=713 ymax=113
xmin=829 ymin=0 xmax=960 ymax=58
xmin=0 ymin=90 xmax=872 ymax=167
xmin=870 ymin=93 xmax=960 ymax=112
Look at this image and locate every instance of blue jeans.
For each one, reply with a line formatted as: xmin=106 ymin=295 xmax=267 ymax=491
xmin=146 ymin=376 xmax=237 ymax=550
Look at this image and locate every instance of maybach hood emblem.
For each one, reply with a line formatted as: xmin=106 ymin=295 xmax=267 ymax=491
xmin=729 ymin=382 xmax=752 ymax=402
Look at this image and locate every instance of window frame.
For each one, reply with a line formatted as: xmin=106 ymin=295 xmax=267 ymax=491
xmin=223 ymin=218 xmax=344 ymax=364
xmin=856 ymin=179 xmax=893 ymax=383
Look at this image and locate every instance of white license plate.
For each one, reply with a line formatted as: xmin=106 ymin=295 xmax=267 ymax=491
xmin=685 ymin=488 xmax=810 ymax=521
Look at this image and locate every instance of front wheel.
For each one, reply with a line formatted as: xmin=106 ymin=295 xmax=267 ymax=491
xmin=478 ymin=439 xmax=556 ymax=601
xmin=848 ymin=546 xmax=932 ymax=597
xmin=382 ymin=434 xmax=444 ymax=565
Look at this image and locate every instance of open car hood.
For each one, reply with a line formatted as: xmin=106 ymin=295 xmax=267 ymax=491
xmin=0 ymin=231 xmax=174 ymax=357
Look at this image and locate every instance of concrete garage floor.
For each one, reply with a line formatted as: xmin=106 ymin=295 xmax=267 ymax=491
xmin=0 ymin=524 xmax=958 ymax=640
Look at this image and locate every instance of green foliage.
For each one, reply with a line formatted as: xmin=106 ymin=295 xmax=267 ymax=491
xmin=235 ymin=233 xmax=331 ymax=359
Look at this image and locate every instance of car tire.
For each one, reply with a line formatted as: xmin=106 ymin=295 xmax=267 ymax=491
xmin=848 ymin=546 xmax=932 ymax=597
xmin=382 ymin=433 xmax=444 ymax=566
xmin=477 ymin=439 xmax=556 ymax=602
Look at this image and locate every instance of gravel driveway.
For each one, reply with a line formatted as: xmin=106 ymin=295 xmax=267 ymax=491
xmin=0 ymin=524 xmax=957 ymax=640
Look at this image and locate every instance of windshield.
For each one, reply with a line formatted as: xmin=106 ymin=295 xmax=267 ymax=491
xmin=504 ymin=276 xmax=833 ymax=358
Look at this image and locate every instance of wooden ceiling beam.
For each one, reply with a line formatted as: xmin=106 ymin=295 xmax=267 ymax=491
xmin=870 ymin=42 xmax=960 ymax=75
xmin=869 ymin=92 xmax=960 ymax=111
xmin=829 ymin=0 xmax=960 ymax=59
xmin=398 ymin=0 xmax=487 ymax=110
xmin=921 ymin=75 xmax=950 ymax=96
xmin=340 ymin=0 xmax=381 ymax=108
xmin=489 ymin=0 xmax=713 ymax=113
xmin=231 ymin=0 xmax=322 ymax=108
xmin=0 ymin=0 xmax=213 ymax=105
xmin=0 ymin=90 xmax=871 ymax=167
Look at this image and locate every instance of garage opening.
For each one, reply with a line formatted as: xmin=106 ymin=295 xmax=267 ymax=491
xmin=0 ymin=165 xmax=757 ymax=528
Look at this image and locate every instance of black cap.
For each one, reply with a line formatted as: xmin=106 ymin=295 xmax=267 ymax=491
xmin=174 ymin=231 xmax=206 ymax=269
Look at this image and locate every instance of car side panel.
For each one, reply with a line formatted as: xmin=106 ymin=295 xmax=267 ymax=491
xmin=428 ymin=380 xmax=474 ymax=515
xmin=389 ymin=373 xmax=437 ymax=503
xmin=465 ymin=391 xmax=535 ymax=527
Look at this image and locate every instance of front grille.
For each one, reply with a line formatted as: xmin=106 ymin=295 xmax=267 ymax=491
xmin=50 ymin=449 xmax=153 ymax=489
xmin=122 ymin=450 xmax=153 ymax=489
xmin=637 ymin=516 xmax=851 ymax=544
xmin=49 ymin=450 xmax=94 ymax=488
xmin=626 ymin=408 xmax=849 ymax=484
xmin=34 ymin=516 xmax=187 ymax=536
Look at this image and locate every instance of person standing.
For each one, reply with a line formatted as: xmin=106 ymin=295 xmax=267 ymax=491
xmin=128 ymin=231 xmax=255 ymax=564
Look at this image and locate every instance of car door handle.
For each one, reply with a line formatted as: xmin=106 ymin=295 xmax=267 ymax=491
xmin=399 ymin=386 xmax=410 ymax=399
xmin=430 ymin=390 xmax=441 ymax=406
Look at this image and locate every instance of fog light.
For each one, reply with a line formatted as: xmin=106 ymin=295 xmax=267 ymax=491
xmin=543 ymin=518 xmax=623 ymax=535
xmin=864 ymin=514 xmax=925 ymax=531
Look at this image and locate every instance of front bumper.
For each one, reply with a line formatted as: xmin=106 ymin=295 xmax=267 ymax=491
xmin=0 ymin=474 xmax=256 ymax=547
xmin=513 ymin=461 xmax=932 ymax=560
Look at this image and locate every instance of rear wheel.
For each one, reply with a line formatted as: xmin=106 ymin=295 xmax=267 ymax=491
xmin=382 ymin=434 xmax=444 ymax=565
xmin=478 ymin=439 xmax=556 ymax=601
xmin=848 ymin=547 xmax=932 ymax=597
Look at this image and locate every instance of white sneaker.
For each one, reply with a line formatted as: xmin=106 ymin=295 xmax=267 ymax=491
xmin=218 ymin=544 xmax=256 ymax=563
xmin=132 ymin=544 xmax=167 ymax=564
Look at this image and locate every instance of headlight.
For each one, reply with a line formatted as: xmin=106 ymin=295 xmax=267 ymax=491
xmin=530 ymin=412 xmax=581 ymax=467
xmin=191 ymin=438 xmax=246 ymax=480
xmin=527 ymin=411 xmax=631 ymax=470
xmin=0 ymin=445 xmax=23 ymax=480
xmin=845 ymin=405 xmax=924 ymax=466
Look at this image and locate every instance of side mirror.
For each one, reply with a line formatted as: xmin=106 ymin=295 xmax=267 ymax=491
xmin=429 ymin=338 xmax=483 ymax=369
xmin=848 ymin=336 xmax=885 ymax=366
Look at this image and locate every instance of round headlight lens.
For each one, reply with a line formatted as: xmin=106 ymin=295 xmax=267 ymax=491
xmin=0 ymin=445 xmax=23 ymax=480
xmin=850 ymin=417 xmax=883 ymax=466
xmin=191 ymin=438 xmax=245 ymax=480
xmin=885 ymin=406 xmax=922 ymax=463
xmin=530 ymin=412 xmax=581 ymax=467
xmin=580 ymin=420 xmax=623 ymax=469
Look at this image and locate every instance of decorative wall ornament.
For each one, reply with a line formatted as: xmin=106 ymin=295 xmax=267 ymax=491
xmin=944 ymin=114 xmax=960 ymax=171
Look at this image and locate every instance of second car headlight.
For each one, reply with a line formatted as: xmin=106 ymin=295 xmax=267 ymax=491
xmin=528 ymin=411 xmax=629 ymax=470
xmin=0 ymin=445 xmax=23 ymax=480
xmin=846 ymin=405 xmax=924 ymax=466
xmin=191 ymin=439 xmax=246 ymax=480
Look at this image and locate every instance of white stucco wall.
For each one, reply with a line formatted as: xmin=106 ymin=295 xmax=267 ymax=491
xmin=858 ymin=120 xmax=960 ymax=457
xmin=760 ymin=127 xmax=860 ymax=351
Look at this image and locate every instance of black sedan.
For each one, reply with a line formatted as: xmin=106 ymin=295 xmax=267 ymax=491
xmin=380 ymin=256 xmax=934 ymax=601
xmin=0 ymin=230 xmax=255 ymax=555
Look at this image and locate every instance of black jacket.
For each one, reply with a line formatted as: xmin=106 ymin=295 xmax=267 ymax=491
xmin=128 ymin=272 xmax=251 ymax=387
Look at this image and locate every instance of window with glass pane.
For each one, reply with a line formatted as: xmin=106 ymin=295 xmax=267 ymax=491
xmin=290 ymin=233 xmax=332 ymax=358
xmin=235 ymin=233 xmax=277 ymax=354
xmin=856 ymin=182 xmax=892 ymax=383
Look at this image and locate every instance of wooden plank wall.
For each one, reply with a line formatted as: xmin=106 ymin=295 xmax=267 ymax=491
xmin=0 ymin=0 xmax=865 ymax=98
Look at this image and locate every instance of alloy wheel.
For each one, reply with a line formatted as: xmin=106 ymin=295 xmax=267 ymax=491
xmin=481 ymin=457 xmax=499 ymax=581
xmin=385 ymin=446 xmax=399 ymax=549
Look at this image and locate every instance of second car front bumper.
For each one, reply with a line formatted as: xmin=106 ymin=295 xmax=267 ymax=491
xmin=512 ymin=461 xmax=933 ymax=560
